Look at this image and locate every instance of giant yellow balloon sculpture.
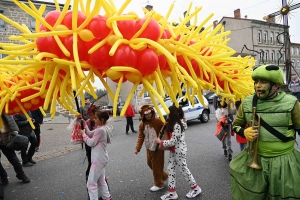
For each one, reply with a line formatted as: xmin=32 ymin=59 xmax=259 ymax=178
xmin=0 ymin=0 xmax=255 ymax=124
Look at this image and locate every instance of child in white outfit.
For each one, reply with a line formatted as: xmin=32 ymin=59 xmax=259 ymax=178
xmin=155 ymin=105 xmax=202 ymax=200
xmin=80 ymin=111 xmax=112 ymax=200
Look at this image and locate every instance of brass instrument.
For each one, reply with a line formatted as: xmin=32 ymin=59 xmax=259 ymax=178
xmin=247 ymin=107 xmax=262 ymax=169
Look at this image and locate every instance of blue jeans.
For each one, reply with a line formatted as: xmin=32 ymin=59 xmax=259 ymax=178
xmin=239 ymin=143 xmax=247 ymax=151
xmin=292 ymin=92 xmax=300 ymax=102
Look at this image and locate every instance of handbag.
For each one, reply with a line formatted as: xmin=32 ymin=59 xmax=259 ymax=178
xmin=6 ymin=132 xmax=29 ymax=151
xmin=216 ymin=126 xmax=228 ymax=141
xmin=70 ymin=121 xmax=84 ymax=144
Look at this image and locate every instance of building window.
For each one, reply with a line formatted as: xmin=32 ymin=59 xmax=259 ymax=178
xmin=291 ymin=47 xmax=294 ymax=54
xmin=297 ymin=47 xmax=300 ymax=55
xmin=292 ymin=59 xmax=295 ymax=67
xmin=265 ymin=50 xmax=269 ymax=62
xmin=270 ymin=32 xmax=274 ymax=44
xmin=271 ymin=50 xmax=275 ymax=63
xmin=264 ymin=31 xmax=268 ymax=44
xmin=258 ymin=30 xmax=262 ymax=43
xmin=259 ymin=49 xmax=264 ymax=62
xmin=298 ymin=60 xmax=300 ymax=69
xmin=30 ymin=16 xmax=36 ymax=32
xmin=0 ymin=9 xmax=5 ymax=31
xmin=144 ymin=91 xmax=149 ymax=98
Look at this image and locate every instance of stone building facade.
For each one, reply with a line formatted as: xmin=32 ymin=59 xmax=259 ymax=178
xmin=216 ymin=8 xmax=300 ymax=83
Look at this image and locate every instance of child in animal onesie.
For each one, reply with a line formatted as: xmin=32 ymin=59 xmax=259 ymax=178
xmin=134 ymin=105 xmax=168 ymax=192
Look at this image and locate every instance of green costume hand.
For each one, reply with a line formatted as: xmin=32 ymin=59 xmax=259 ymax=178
xmin=244 ymin=126 xmax=258 ymax=141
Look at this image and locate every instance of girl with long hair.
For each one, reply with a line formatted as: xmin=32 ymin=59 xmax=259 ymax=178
xmin=80 ymin=111 xmax=112 ymax=200
xmin=155 ymin=105 xmax=201 ymax=200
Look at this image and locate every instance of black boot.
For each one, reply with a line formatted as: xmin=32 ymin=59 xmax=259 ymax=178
xmin=228 ymin=154 xmax=232 ymax=161
xmin=224 ymin=150 xmax=228 ymax=157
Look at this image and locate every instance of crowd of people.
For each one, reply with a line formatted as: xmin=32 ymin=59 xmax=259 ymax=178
xmin=1 ymin=64 xmax=300 ymax=200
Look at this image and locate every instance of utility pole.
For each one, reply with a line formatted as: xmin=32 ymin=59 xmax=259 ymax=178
xmin=263 ymin=1 xmax=300 ymax=84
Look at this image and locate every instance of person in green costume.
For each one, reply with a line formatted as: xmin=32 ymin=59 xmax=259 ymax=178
xmin=230 ymin=64 xmax=300 ymax=200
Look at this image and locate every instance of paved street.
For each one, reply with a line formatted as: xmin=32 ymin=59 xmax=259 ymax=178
xmin=2 ymin=114 xmax=300 ymax=200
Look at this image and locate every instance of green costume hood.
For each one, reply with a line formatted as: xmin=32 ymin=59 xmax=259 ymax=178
xmin=252 ymin=65 xmax=284 ymax=85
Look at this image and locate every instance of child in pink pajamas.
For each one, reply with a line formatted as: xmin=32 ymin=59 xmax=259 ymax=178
xmin=155 ymin=105 xmax=202 ymax=200
xmin=80 ymin=111 xmax=112 ymax=200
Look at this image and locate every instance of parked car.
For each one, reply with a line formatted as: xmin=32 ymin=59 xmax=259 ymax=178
xmin=204 ymin=92 xmax=216 ymax=104
xmin=155 ymin=95 xmax=210 ymax=123
xmin=101 ymin=105 xmax=113 ymax=115
xmin=116 ymin=101 xmax=125 ymax=115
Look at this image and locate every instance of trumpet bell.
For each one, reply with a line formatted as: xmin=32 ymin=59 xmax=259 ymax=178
xmin=247 ymin=161 xmax=262 ymax=169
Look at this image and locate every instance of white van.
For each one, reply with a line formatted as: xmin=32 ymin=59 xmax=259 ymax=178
xmin=156 ymin=95 xmax=210 ymax=123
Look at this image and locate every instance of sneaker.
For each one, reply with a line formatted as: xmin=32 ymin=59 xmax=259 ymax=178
xmin=132 ymin=130 xmax=137 ymax=133
xmin=16 ymin=173 xmax=30 ymax=183
xmin=125 ymin=132 xmax=128 ymax=135
xmin=224 ymin=150 xmax=228 ymax=157
xmin=228 ymin=154 xmax=232 ymax=161
xmin=35 ymin=147 xmax=39 ymax=152
xmin=1 ymin=177 xmax=9 ymax=186
xmin=28 ymin=159 xmax=37 ymax=164
xmin=186 ymin=186 xmax=202 ymax=198
xmin=150 ymin=185 xmax=164 ymax=192
xmin=160 ymin=192 xmax=178 ymax=200
xmin=22 ymin=162 xmax=34 ymax=167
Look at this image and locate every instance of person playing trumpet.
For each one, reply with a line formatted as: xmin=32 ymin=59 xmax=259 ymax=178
xmin=230 ymin=64 xmax=300 ymax=200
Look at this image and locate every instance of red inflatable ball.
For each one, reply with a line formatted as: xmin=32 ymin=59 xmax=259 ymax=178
xmin=63 ymin=35 xmax=88 ymax=61
xmin=136 ymin=48 xmax=158 ymax=76
xmin=45 ymin=10 xmax=62 ymax=29
xmin=112 ymin=44 xmax=138 ymax=68
xmin=116 ymin=18 xmax=136 ymax=40
xmin=36 ymin=35 xmax=65 ymax=58
xmin=87 ymin=39 xmax=113 ymax=71
xmin=135 ymin=18 xmax=161 ymax=41
xmin=87 ymin=15 xmax=111 ymax=39
xmin=62 ymin=11 xmax=86 ymax=30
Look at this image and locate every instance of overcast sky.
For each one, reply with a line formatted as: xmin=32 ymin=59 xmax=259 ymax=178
xmin=41 ymin=0 xmax=300 ymax=89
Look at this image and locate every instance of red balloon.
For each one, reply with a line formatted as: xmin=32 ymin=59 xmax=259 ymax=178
xmin=158 ymin=54 xmax=167 ymax=70
xmin=63 ymin=35 xmax=88 ymax=61
xmin=113 ymin=44 xmax=138 ymax=68
xmin=112 ymin=77 xmax=127 ymax=83
xmin=136 ymin=48 xmax=158 ymax=76
xmin=161 ymin=29 xmax=172 ymax=39
xmin=117 ymin=18 xmax=136 ymax=40
xmin=40 ymin=24 xmax=47 ymax=31
xmin=62 ymin=11 xmax=86 ymax=30
xmin=45 ymin=10 xmax=61 ymax=28
xmin=36 ymin=35 xmax=65 ymax=58
xmin=87 ymin=39 xmax=112 ymax=71
xmin=87 ymin=15 xmax=111 ymax=39
xmin=135 ymin=18 xmax=161 ymax=41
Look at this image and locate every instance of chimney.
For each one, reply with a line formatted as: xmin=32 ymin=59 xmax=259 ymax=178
xmin=213 ymin=20 xmax=218 ymax=29
xmin=267 ymin=16 xmax=275 ymax=23
xmin=234 ymin=9 xmax=241 ymax=18
xmin=145 ymin=5 xmax=153 ymax=12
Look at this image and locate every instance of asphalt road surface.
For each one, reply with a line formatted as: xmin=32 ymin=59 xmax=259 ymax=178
xmin=2 ymin=114 xmax=300 ymax=200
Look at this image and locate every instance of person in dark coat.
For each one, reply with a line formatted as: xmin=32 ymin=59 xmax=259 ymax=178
xmin=0 ymin=114 xmax=30 ymax=184
xmin=31 ymin=108 xmax=44 ymax=152
xmin=13 ymin=112 xmax=38 ymax=167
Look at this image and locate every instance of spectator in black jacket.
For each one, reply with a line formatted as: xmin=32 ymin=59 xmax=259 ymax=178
xmin=13 ymin=112 xmax=38 ymax=167
xmin=31 ymin=109 xmax=44 ymax=152
xmin=0 ymin=114 xmax=30 ymax=184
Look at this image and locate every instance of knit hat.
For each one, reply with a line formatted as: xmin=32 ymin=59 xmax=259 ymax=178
xmin=252 ymin=64 xmax=284 ymax=85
